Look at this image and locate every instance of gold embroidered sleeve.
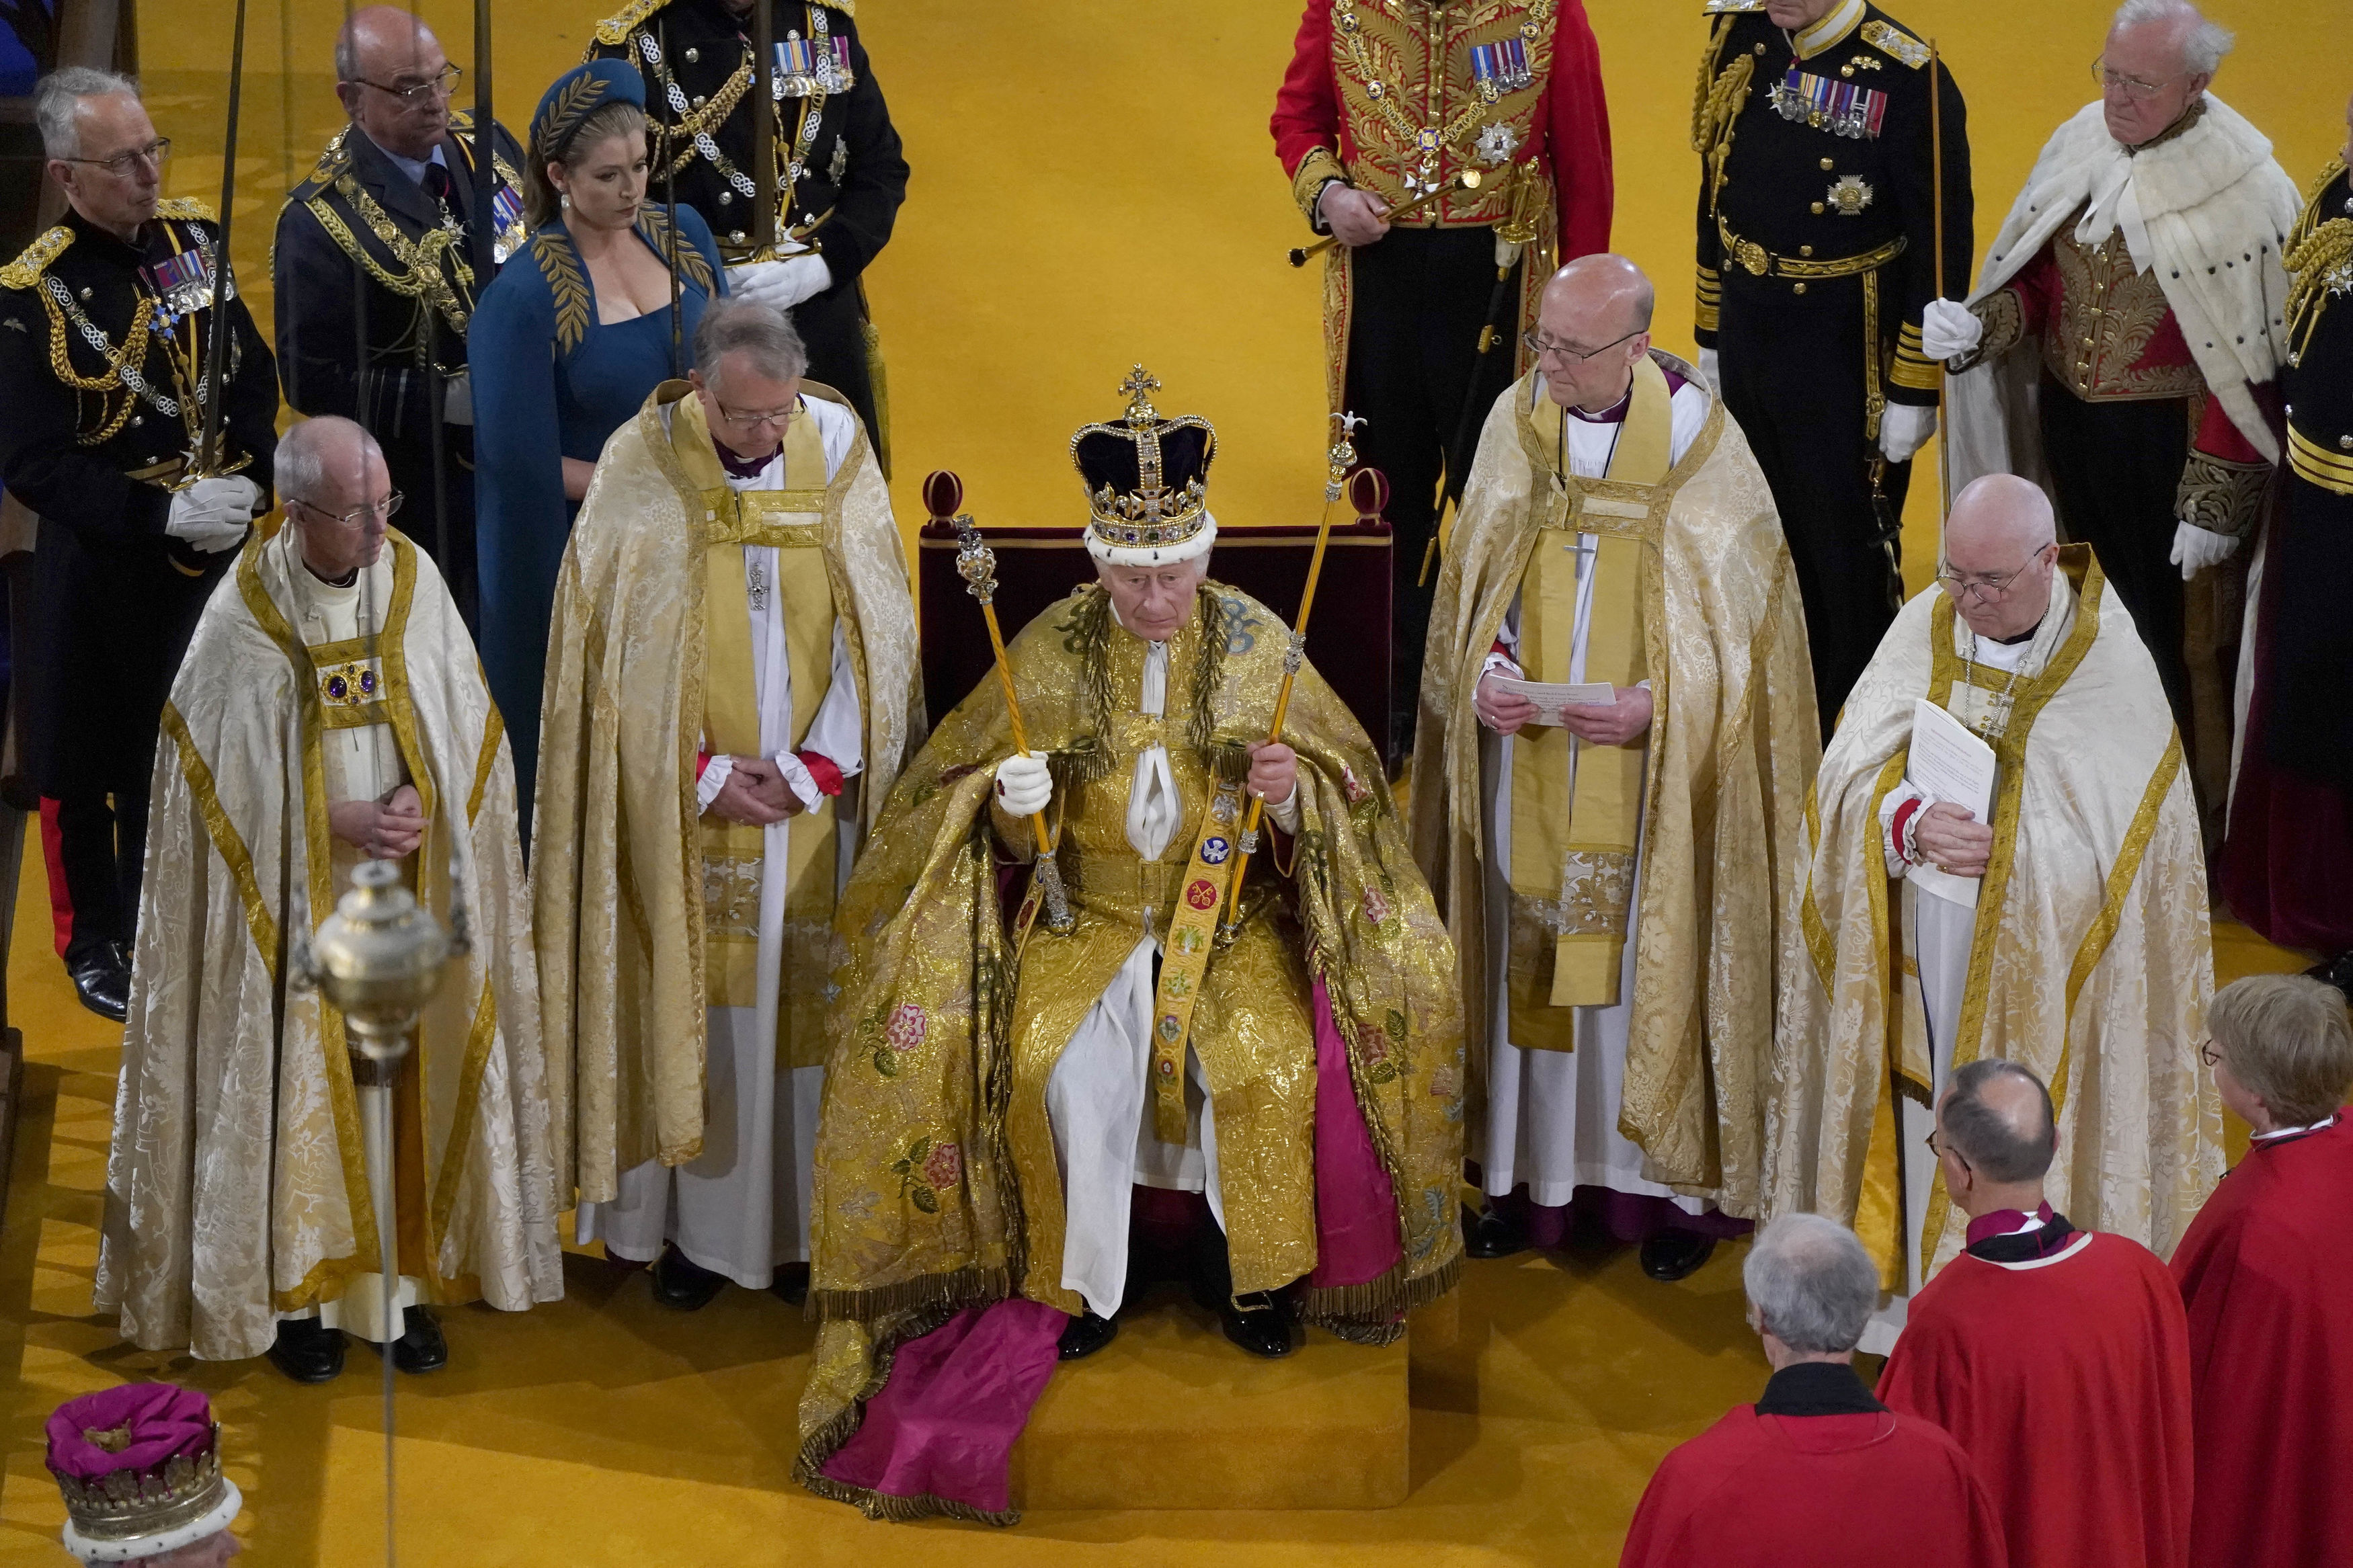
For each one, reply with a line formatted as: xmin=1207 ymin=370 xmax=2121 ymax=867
xmin=2174 ymin=452 xmax=2270 ymax=538
xmin=1890 ymin=323 xmax=1941 ymax=391
xmin=1290 ymin=147 xmax=1349 ymax=226
xmin=1950 ymin=286 xmax=2024 ymax=373
xmin=1695 ymin=263 xmax=1722 ymax=335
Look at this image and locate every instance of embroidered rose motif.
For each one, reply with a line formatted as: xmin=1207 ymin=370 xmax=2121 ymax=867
xmin=1360 ymin=885 xmax=1391 ymax=927
xmin=885 ymin=1003 xmax=928 ymax=1053
xmin=1340 ymin=764 xmax=1371 ymax=804
xmin=922 ymin=1142 xmax=963 ymax=1192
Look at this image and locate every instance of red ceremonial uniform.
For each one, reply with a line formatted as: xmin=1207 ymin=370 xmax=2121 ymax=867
xmin=1620 ymin=1362 xmax=2009 ymax=1568
xmin=2172 ymin=1114 xmax=2353 ymax=1566
xmin=1879 ymin=1223 xmax=2192 ymax=1568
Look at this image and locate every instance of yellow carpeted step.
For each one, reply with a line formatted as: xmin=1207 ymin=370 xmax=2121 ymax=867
xmin=1011 ymin=1295 xmax=1409 ymax=1511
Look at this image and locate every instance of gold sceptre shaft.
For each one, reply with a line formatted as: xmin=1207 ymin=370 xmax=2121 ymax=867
xmin=1219 ymin=411 xmax=1363 ymax=935
xmin=937 ymin=479 xmax=1074 ymax=935
xmin=1289 ymin=169 xmax=1481 ymax=267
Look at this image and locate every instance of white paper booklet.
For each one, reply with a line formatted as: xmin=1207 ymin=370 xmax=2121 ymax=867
xmin=1491 ymin=676 xmax=1616 ymax=727
xmin=1906 ymin=697 xmax=1998 ymax=909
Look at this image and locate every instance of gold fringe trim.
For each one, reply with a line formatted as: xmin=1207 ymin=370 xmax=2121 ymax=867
xmin=1300 ymin=1252 xmax=1462 ymax=1344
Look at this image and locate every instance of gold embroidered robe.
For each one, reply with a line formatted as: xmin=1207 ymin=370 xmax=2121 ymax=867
xmin=797 ymin=583 xmax=1464 ymax=1499
xmin=1410 ymin=360 xmax=1817 ymax=1215
xmin=98 ymin=525 xmax=560 ymax=1360
xmin=1771 ymin=548 xmax=2221 ymax=1289
xmin=532 ymin=380 xmax=922 ymax=1201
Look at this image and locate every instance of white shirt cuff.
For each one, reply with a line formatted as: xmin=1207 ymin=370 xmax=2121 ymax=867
xmin=1267 ymin=785 xmax=1301 ymax=835
xmin=1480 ymin=651 xmax=1523 ymax=680
xmin=697 ymin=754 xmax=734 ymax=813
xmin=776 ymin=751 xmax=824 ymax=813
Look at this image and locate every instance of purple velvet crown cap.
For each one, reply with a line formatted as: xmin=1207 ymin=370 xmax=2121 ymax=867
xmin=46 ymin=1385 xmax=216 ymax=1483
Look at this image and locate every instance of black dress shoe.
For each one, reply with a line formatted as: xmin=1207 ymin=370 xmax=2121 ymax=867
xmin=1218 ymin=1290 xmax=1296 ymax=1359
xmin=1058 ymin=1309 xmax=1119 ymax=1360
xmin=2307 ymin=951 xmax=2353 ymax=1003
xmin=266 ymin=1317 xmax=346 ymax=1384
xmin=770 ymin=1262 xmax=811 ymax=1307
xmin=1640 ymin=1229 xmax=1718 ymax=1282
xmin=650 ymin=1245 xmax=728 ymax=1311
xmin=1462 ymin=1203 xmax=1529 ymax=1260
xmin=67 ymin=948 xmax=130 ymax=1023
xmin=387 ymin=1306 xmax=448 ymax=1374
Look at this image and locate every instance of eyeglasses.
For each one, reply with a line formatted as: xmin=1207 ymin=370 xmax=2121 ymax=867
xmin=63 ymin=138 xmax=172 ymax=178
xmin=2198 ymin=1038 xmax=2223 ymax=1068
xmin=350 ymin=64 xmax=464 ymax=106
xmin=1522 ymin=327 xmax=1643 ymax=364
xmin=716 ymin=401 xmax=798 ymax=432
xmin=1924 ymin=1130 xmax=1970 ymax=1169
xmin=290 ymin=491 xmax=404 ymax=529
xmin=2092 ymin=57 xmax=2186 ymax=100
xmin=1936 ymin=544 xmax=2052 ymax=604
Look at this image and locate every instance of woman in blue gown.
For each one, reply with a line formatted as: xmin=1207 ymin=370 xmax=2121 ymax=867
xmin=473 ymin=58 xmax=725 ymax=807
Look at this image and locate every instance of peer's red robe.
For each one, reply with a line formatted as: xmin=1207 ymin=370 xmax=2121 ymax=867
xmin=2172 ymin=1114 xmax=2353 ymax=1566
xmin=1620 ymin=1362 xmax=2008 ymax=1568
xmin=1880 ymin=1229 xmax=2192 ymax=1568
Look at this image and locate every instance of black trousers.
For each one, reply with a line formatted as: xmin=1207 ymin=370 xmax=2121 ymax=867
xmin=2266 ymin=466 xmax=2353 ymax=791
xmin=56 ymin=790 xmax=146 ymax=964
xmin=1718 ymin=274 xmax=1911 ymax=735
xmin=797 ymin=280 xmax=883 ymax=466
xmin=1342 ymin=227 xmax=1523 ymax=764
xmin=2038 ymin=380 xmax=2192 ymax=730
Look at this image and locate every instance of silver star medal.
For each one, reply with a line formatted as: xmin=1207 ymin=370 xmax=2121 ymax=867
xmin=1476 ymin=121 xmax=1521 ymax=167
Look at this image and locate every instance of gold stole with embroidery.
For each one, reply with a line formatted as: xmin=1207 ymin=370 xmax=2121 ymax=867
xmin=674 ymin=393 xmax=840 ymax=1071
xmin=1506 ymin=357 xmax=1664 ymax=1047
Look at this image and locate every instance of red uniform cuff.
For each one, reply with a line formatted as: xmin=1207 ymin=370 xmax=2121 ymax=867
xmin=694 ymin=751 xmax=713 ymax=781
xmin=1890 ymin=796 xmax=1925 ymax=862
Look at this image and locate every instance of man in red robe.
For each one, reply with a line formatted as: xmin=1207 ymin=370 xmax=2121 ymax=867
xmin=2173 ymin=973 xmax=2353 ymax=1566
xmin=1271 ymin=0 xmax=1612 ymax=764
xmin=1620 ymin=1212 xmax=2007 ymax=1568
xmin=1878 ymin=1059 xmax=2192 ymax=1568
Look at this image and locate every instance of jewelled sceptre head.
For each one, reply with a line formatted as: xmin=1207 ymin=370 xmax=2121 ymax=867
xmin=927 ymin=469 xmax=1073 ymax=936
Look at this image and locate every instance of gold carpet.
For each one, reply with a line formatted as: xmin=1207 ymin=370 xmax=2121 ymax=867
xmin=3 ymin=1 xmax=2336 ymax=1559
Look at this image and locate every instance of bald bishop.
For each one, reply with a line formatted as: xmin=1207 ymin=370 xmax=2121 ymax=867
xmin=1771 ymin=474 xmax=2219 ymax=1352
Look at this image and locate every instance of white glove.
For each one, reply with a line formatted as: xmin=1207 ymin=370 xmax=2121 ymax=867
xmin=167 ymin=475 xmax=262 ymax=554
xmin=442 ymin=369 xmax=473 ymax=426
xmin=2169 ymin=519 xmax=2242 ymax=579
xmin=727 ymin=255 xmax=834 ymax=311
xmin=1878 ymin=402 xmax=1938 ymax=464
xmin=1696 ymin=347 xmax=1720 ymax=395
xmin=994 ymin=751 xmax=1052 ymax=818
xmin=1920 ymin=297 xmax=1983 ymax=362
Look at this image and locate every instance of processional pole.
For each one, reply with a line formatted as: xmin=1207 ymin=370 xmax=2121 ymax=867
xmin=1218 ymin=411 xmax=1362 ymax=934
xmin=1929 ymin=38 xmax=1951 ymax=533
xmin=192 ymin=0 xmax=250 ymax=479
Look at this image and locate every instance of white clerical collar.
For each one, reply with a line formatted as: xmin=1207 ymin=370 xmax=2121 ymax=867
xmin=1792 ymin=0 xmax=1864 ymax=60
xmin=2254 ymin=1112 xmax=2340 ymax=1142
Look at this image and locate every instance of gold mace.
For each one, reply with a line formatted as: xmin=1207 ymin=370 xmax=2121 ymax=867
xmin=1289 ymin=169 xmax=1481 ymax=267
xmin=1219 ymin=410 xmax=1363 ymax=933
xmin=926 ymin=470 xmax=1074 ymax=934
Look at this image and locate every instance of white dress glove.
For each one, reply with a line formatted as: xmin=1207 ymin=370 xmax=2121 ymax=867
xmin=1696 ymin=346 xmax=1720 ymax=395
xmin=1919 ymin=297 xmax=1983 ymax=362
xmin=2169 ymin=519 xmax=2242 ymax=579
xmin=442 ymin=369 xmax=473 ymax=426
xmin=994 ymin=751 xmax=1052 ymax=818
xmin=167 ymin=475 xmax=263 ymax=554
xmin=727 ymin=255 xmax=834 ymax=311
xmin=1878 ymin=402 xmax=1938 ymax=464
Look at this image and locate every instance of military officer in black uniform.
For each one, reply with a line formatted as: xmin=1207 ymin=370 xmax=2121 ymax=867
xmin=0 ymin=70 xmax=278 ymax=1020
xmin=1692 ymin=0 xmax=1970 ymax=729
xmin=274 ymin=6 xmax=526 ymax=622
xmin=590 ymin=0 xmax=908 ymax=467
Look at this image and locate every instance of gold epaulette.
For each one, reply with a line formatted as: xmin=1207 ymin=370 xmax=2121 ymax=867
xmin=592 ymin=0 xmax=669 ymax=45
xmin=1702 ymin=0 xmax=1767 ymax=12
xmin=155 ymin=196 xmax=218 ymax=222
xmin=288 ymin=128 xmax=354 ymax=202
xmin=1860 ymin=19 xmax=1930 ymax=68
xmin=0 ymin=224 xmax=73 ymax=290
